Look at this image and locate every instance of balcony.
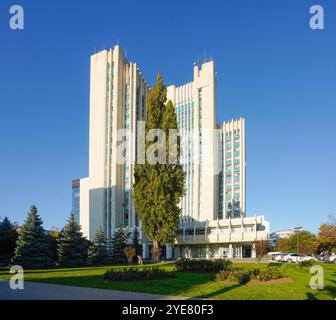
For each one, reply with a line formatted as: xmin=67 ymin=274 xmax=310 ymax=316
xmin=176 ymin=230 xmax=268 ymax=245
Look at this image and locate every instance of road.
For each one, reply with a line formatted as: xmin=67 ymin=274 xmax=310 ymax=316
xmin=0 ymin=280 xmax=190 ymax=300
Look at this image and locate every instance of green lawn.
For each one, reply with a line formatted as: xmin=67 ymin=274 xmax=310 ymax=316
xmin=1 ymin=262 xmax=335 ymax=300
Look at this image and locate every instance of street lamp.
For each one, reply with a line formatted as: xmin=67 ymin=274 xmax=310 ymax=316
xmin=294 ymin=225 xmax=302 ymax=254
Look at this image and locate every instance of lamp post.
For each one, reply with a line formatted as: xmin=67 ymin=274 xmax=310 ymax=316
xmin=294 ymin=225 xmax=302 ymax=254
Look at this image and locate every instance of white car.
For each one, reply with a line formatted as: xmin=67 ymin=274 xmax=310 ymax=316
xmin=274 ymin=253 xmax=288 ymax=262
xmin=300 ymin=255 xmax=317 ymax=262
xmin=328 ymin=253 xmax=336 ymax=263
xmin=282 ymin=253 xmax=301 ymax=263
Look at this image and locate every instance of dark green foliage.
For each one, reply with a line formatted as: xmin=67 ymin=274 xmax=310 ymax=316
xmin=214 ymin=271 xmax=229 ymax=282
xmin=267 ymin=262 xmax=282 ymax=268
xmin=57 ymin=213 xmax=88 ymax=267
xmin=104 ymin=267 xmax=174 ymax=281
xmin=257 ymin=266 xmax=283 ymax=281
xmin=297 ymin=259 xmax=316 ymax=269
xmin=11 ymin=206 xmax=55 ymax=269
xmin=133 ymin=74 xmax=186 ymax=254
xmin=89 ymin=226 xmax=110 ymax=265
xmin=228 ymin=269 xmax=251 ymax=285
xmin=214 ymin=268 xmax=251 ymax=285
xmin=111 ymin=227 xmax=128 ymax=263
xmin=214 ymin=264 xmax=283 ymax=284
xmin=249 ymin=267 xmax=262 ymax=278
xmin=175 ymin=259 xmax=232 ymax=272
xmin=0 ymin=217 xmax=18 ymax=265
xmin=47 ymin=234 xmax=59 ymax=262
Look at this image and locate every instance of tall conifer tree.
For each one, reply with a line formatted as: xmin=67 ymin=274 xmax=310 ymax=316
xmin=57 ymin=213 xmax=88 ymax=267
xmin=11 ymin=206 xmax=55 ymax=269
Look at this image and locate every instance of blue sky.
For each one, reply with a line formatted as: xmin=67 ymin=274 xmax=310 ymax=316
xmin=0 ymin=0 xmax=335 ymax=233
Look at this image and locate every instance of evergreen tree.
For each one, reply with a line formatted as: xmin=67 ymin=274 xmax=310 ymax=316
xmin=132 ymin=227 xmax=141 ymax=257
xmin=89 ymin=226 xmax=109 ymax=265
xmin=0 ymin=217 xmax=18 ymax=265
xmin=111 ymin=227 xmax=128 ymax=263
xmin=133 ymin=74 xmax=185 ymax=260
xmin=11 ymin=206 xmax=55 ymax=269
xmin=57 ymin=213 xmax=88 ymax=267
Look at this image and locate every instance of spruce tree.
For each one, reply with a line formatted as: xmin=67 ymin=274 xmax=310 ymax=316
xmin=111 ymin=227 xmax=128 ymax=263
xmin=89 ymin=226 xmax=109 ymax=265
xmin=133 ymin=74 xmax=185 ymax=260
xmin=57 ymin=213 xmax=88 ymax=267
xmin=11 ymin=206 xmax=55 ymax=269
xmin=0 ymin=217 xmax=18 ymax=265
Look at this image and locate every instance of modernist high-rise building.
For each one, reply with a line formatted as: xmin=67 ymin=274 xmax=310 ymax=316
xmin=74 ymin=45 xmax=269 ymax=259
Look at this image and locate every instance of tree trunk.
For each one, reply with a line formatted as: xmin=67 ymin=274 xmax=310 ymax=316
xmin=152 ymin=239 xmax=160 ymax=263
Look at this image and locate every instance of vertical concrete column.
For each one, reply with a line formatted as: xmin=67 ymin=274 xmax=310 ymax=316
xmin=206 ymin=245 xmax=210 ymax=259
xmin=251 ymin=243 xmax=256 ymax=259
xmin=142 ymin=242 xmax=149 ymax=259
xmin=229 ymin=243 xmax=233 ymax=258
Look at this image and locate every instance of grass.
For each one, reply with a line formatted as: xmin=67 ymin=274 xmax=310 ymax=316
xmin=0 ymin=262 xmax=335 ymax=300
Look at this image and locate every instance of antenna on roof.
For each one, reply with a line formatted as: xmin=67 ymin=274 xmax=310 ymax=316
xmin=125 ymin=47 xmax=128 ymax=58
xmin=117 ymin=37 xmax=119 ymax=46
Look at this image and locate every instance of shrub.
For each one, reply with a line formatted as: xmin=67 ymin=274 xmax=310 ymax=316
xmin=215 ymin=267 xmax=253 ymax=285
xmin=214 ymin=270 xmax=229 ymax=282
xmin=104 ymin=267 xmax=174 ymax=281
xmin=298 ymin=260 xmax=316 ymax=268
xmin=267 ymin=262 xmax=281 ymax=268
xmin=258 ymin=267 xmax=283 ymax=281
xmin=249 ymin=268 xmax=261 ymax=278
xmin=228 ymin=269 xmax=251 ymax=284
xmin=124 ymin=246 xmax=136 ymax=266
xmin=176 ymin=259 xmax=232 ymax=272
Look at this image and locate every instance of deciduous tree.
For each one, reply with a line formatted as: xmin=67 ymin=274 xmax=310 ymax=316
xmin=318 ymin=216 xmax=336 ymax=252
xmin=254 ymin=239 xmax=270 ymax=262
xmin=133 ymin=74 xmax=185 ymax=262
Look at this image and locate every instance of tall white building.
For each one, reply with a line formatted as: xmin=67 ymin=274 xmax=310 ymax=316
xmin=74 ymin=45 xmax=269 ymax=259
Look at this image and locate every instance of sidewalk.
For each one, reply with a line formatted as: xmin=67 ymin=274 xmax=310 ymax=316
xmin=0 ymin=280 xmax=191 ymax=300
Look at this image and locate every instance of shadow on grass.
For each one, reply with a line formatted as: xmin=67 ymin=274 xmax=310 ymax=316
xmin=306 ymin=285 xmax=336 ymax=300
xmin=0 ymin=262 xmax=176 ymax=276
xmin=13 ymin=272 xmax=215 ymax=298
xmin=197 ymin=284 xmax=242 ymax=299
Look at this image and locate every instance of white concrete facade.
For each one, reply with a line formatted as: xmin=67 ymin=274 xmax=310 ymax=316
xmin=76 ymin=45 xmax=270 ymax=259
xmin=218 ymin=118 xmax=246 ymax=219
xmin=79 ymin=45 xmax=147 ymax=240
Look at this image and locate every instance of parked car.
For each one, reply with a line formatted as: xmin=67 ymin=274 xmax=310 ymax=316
xmin=282 ymin=253 xmax=301 ymax=263
xmin=328 ymin=253 xmax=336 ymax=263
xmin=271 ymin=253 xmax=282 ymax=261
xmin=275 ymin=253 xmax=288 ymax=262
xmin=317 ymin=254 xmax=328 ymax=262
xmin=300 ymin=255 xmax=317 ymax=262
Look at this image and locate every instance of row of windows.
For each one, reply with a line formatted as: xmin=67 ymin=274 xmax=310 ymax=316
xmin=175 ymin=101 xmax=194 ymax=114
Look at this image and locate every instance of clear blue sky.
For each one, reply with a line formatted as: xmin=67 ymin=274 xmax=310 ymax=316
xmin=0 ymin=0 xmax=335 ymax=233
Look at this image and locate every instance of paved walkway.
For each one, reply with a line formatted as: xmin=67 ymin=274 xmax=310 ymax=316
xmin=0 ymin=280 xmax=189 ymax=300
